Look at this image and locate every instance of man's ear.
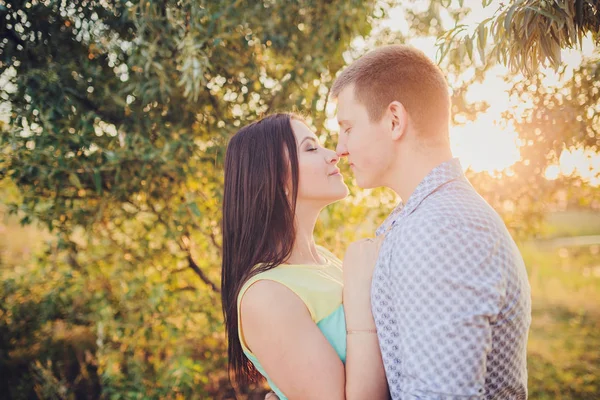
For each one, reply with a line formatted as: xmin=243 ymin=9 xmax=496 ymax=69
xmin=388 ymin=101 xmax=407 ymax=141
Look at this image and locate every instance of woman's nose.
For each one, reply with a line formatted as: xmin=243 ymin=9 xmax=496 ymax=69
xmin=326 ymin=149 xmax=339 ymax=164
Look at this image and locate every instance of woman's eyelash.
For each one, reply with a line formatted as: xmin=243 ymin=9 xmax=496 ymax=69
xmin=307 ymin=147 xmax=318 ymax=152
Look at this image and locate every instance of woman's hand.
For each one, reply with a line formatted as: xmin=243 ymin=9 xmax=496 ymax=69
xmin=342 ymin=236 xmax=385 ymax=329
xmin=343 ymin=236 xmax=385 ymax=292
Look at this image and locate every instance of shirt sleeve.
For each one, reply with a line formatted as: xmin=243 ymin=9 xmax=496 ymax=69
xmin=385 ymin=217 xmax=505 ymax=398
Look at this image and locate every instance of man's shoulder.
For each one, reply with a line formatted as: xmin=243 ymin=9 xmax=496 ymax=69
xmin=383 ymin=181 xmax=508 ymax=257
xmin=426 ymin=178 xmax=491 ymax=211
xmin=415 ymin=180 xmax=506 ymax=232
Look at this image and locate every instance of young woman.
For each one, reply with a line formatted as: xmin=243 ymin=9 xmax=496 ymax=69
xmin=221 ymin=113 xmax=388 ymax=399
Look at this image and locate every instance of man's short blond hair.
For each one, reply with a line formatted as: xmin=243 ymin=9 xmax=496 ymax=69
xmin=331 ymin=45 xmax=451 ymax=141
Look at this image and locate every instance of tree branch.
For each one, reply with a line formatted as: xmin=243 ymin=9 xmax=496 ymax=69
xmin=63 ymin=87 xmax=124 ymax=125
xmin=187 ymin=254 xmax=220 ymax=293
xmin=3 ymin=28 xmax=26 ymax=48
xmin=149 ymin=198 xmax=221 ymax=293
xmin=206 ymin=229 xmax=222 ymax=252
xmin=206 ymin=88 xmax=224 ymax=122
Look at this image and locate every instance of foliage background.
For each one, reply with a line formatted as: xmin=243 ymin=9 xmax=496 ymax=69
xmin=1 ymin=1 xmax=599 ymax=399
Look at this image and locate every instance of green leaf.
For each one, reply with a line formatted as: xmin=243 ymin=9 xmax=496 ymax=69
xmin=465 ymin=37 xmax=473 ymax=60
xmin=104 ymin=150 xmax=118 ymax=162
xmin=188 ymin=202 xmax=202 ymax=217
xmin=524 ymin=6 xmax=561 ymax=22
xmin=69 ymin=173 xmax=82 ymax=189
xmin=437 ymin=42 xmax=450 ymax=63
xmin=504 ymin=3 xmax=520 ymax=32
xmin=93 ymin=169 xmax=102 ymax=195
xmin=477 ymin=23 xmax=487 ymax=63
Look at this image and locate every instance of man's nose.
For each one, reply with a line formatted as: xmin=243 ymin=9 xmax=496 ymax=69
xmin=336 ymin=141 xmax=348 ymax=158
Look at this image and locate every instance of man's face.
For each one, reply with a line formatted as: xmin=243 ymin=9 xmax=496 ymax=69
xmin=335 ymin=85 xmax=395 ymax=189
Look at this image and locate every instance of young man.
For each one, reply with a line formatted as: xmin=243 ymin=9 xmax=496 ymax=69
xmin=332 ymin=45 xmax=532 ymax=399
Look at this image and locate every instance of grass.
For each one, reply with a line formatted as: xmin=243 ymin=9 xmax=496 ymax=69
xmin=527 ymin=207 xmax=600 ymax=399
xmin=541 ymin=210 xmax=600 ymax=238
xmin=522 ymin=242 xmax=600 ymax=399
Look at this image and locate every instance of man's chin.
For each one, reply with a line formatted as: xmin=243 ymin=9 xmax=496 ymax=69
xmin=355 ymin=176 xmax=378 ymax=190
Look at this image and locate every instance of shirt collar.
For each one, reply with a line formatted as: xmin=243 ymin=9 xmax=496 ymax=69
xmin=376 ymin=158 xmax=464 ymax=236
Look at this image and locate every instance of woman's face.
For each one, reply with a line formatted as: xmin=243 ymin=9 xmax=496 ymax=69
xmin=290 ymin=119 xmax=349 ymax=206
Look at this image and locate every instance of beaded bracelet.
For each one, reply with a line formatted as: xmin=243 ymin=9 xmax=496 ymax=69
xmin=347 ymin=328 xmax=377 ymax=334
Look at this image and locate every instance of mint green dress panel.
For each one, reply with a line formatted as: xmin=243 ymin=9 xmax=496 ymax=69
xmin=237 ymin=247 xmax=346 ymax=400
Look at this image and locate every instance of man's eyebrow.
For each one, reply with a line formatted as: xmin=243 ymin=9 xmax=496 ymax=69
xmin=337 ymin=119 xmax=351 ymax=127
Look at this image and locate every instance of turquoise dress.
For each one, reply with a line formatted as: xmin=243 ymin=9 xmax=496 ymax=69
xmin=236 ymin=246 xmax=347 ymax=399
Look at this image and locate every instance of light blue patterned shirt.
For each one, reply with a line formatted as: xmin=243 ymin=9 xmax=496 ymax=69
xmin=372 ymin=158 xmax=531 ymax=399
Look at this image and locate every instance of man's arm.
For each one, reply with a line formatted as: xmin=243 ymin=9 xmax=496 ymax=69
xmin=386 ymin=218 xmax=504 ymax=398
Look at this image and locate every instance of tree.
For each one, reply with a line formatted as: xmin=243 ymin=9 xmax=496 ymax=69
xmin=1 ymin=0 xmax=598 ymax=397
xmin=438 ymin=0 xmax=600 ymax=74
xmin=423 ymin=0 xmax=600 ymax=235
xmin=0 ymin=0 xmax=388 ymax=397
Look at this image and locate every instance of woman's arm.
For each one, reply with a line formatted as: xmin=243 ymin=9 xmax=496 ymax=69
xmin=241 ymin=280 xmax=345 ymax=399
xmin=243 ymin=238 xmax=389 ymax=400
xmin=343 ymin=238 xmax=389 ymax=400
xmin=344 ymin=285 xmax=389 ymax=399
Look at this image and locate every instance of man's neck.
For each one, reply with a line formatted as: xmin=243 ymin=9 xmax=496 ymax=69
xmin=387 ymin=145 xmax=454 ymax=203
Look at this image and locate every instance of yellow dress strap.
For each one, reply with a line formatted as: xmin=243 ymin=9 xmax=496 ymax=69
xmin=237 ymin=249 xmax=343 ymax=354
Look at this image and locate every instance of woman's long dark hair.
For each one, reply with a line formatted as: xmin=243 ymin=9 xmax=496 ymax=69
xmin=221 ymin=113 xmax=300 ymax=386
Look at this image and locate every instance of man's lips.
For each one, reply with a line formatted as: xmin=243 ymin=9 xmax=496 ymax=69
xmin=328 ymin=169 xmax=341 ymax=176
